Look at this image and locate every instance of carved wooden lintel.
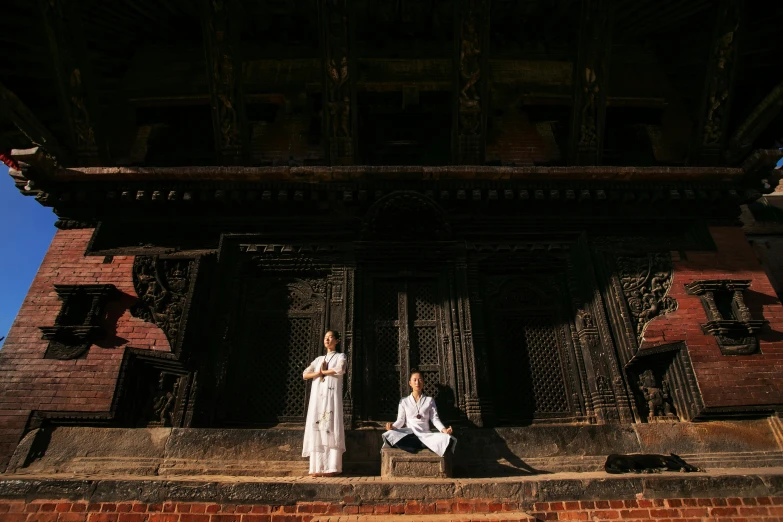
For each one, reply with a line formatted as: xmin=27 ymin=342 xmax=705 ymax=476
xmin=39 ymin=0 xmax=104 ymax=165
xmin=453 ymin=0 xmax=490 ymax=165
xmin=692 ymin=0 xmax=741 ymax=165
xmin=319 ymin=0 xmax=357 ymax=165
xmin=569 ymin=0 xmax=612 ymax=166
xmin=202 ymin=0 xmax=248 ymax=165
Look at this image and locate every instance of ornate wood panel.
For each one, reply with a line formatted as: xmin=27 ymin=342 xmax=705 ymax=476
xmin=484 ymin=278 xmax=574 ymax=423
xmin=363 ymin=277 xmax=447 ymax=421
xmin=224 ymin=278 xmax=325 ymax=425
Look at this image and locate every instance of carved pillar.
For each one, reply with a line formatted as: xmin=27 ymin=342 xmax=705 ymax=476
xmin=329 ymin=260 xmax=356 ymax=429
xmin=692 ymin=0 xmax=741 ymax=165
xmin=319 ymin=0 xmax=357 ymax=165
xmin=202 ymin=0 xmax=248 ymax=165
xmin=39 ymin=0 xmax=104 ymax=165
xmin=454 ymin=255 xmax=485 ymax=426
xmin=465 ymin=256 xmax=495 ymax=425
xmin=569 ymin=0 xmax=612 ymax=166
xmin=453 ymin=0 xmax=490 ymax=165
xmin=569 ymin=237 xmax=634 ymax=423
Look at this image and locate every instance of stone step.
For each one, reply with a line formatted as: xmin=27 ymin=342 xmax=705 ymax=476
xmin=311 ymin=514 xmax=534 ymax=522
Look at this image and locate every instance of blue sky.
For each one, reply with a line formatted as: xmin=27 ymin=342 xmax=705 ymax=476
xmin=0 ymin=164 xmax=57 ymax=348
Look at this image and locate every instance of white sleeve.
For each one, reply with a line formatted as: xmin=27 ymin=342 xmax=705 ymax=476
xmin=303 ymin=357 xmax=318 ymax=378
xmin=429 ymin=398 xmax=446 ymax=431
xmin=332 ymin=354 xmax=347 ymax=375
xmin=392 ymin=399 xmax=406 ymax=429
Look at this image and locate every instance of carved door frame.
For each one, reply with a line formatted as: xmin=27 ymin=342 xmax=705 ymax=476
xmin=360 ymin=272 xmax=454 ymax=422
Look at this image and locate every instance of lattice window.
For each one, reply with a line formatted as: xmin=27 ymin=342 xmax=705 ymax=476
xmin=230 ymin=278 xmax=324 ymax=424
xmin=411 ymin=326 xmax=439 ymax=366
xmin=369 ymin=278 xmax=444 ymax=419
xmin=492 ymin=312 xmax=569 ymax=419
xmin=413 ymin=282 xmax=436 ymax=321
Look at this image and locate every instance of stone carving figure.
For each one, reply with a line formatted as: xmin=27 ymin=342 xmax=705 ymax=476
xmin=152 ymin=373 xmax=179 ymax=426
xmin=637 ymin=369 xmax=675 ymax=421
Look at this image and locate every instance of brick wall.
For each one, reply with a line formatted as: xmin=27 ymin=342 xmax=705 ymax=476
xmin=640 ymin=226 xmax=783 ymax=409
xmin=0 ymin=497 xmax=782 ymax=522
xmin=486 ymin=112 xmax=560 ymax=165
xmin=0 ymin=228 xmax=168 ymax=471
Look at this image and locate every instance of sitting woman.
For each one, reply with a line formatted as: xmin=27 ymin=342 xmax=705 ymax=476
xmin=382 ymin=371 xmax=456 ymax=457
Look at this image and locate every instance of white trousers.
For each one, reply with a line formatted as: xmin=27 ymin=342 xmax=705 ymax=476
xmin=309 ymin=448 xmax=342 ymax=474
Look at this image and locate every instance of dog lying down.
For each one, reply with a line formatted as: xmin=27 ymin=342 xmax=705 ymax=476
xmin=604 ymin=453 xmax=703 ymax=474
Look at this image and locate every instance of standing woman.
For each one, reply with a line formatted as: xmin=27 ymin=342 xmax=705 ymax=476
xmin=302 ymin=330 xmax=347 ymax=477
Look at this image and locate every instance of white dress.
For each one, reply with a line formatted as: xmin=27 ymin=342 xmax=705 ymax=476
xmin=302 ymin=351 xmax=347 ymax=474
xmin=381 ymin=394 xmax=457 ymax=457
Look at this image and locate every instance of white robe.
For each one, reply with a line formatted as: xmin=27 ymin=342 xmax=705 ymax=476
xmin=382 ymin=394 xmax=456 ymax=457
xmin=302 ymin=352 xmax=347 ymax=469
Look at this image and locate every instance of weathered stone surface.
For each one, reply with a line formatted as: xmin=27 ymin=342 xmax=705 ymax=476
xmin=16 ymin=427 xmax=170 ymax=476
xmin=7 ymin=421 xmax=783 ymax=479
xmin=2 ymin=470 xmax=783 ymax=505
xmin=381 ymin=448 xmax=452 ymax=478
xmin=633 ymin=419 xmax=783 ymax=454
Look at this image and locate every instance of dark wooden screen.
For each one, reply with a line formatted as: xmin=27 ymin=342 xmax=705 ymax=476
xmin=226 ymin=278 xmax=324 ymax=425
xmin=366 ymin=277 xmax=444 ymax=420
xmin=487 ymin=280 xmax=571 ymax=424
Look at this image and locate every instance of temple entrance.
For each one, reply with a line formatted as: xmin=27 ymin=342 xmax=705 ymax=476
xmin=221 ymin=278 xmax=326 ymax=426
xmin=485 ymin=279 xmax=573 ymax=425
xmin=362 ymin=276 xmax=448 ymax=422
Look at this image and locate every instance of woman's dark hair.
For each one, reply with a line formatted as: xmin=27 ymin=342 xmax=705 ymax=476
xmin=409 ymin=368 xmax=422 ymax=379
xmin=325 ymin=330 xmax=341 ymax=341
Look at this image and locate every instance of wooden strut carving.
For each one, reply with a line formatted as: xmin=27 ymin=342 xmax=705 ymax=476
xmin=455 ymin=0 xmax=489 ymax=165
xmin=321 ymin=0 xmax=355 ymax=165
xmin=694 ymin=0 xmax=740 ymax=162
xmin=616 ymin=253 xmax=677 ymax=343
xmin=570 ymin=0 xmax=612 ymax=165
xmin=39 ymin=0 xmax=101 ymax=164
xmin=131 ymin=256 xmax=194 ymax=351
xmin=202 ymin=0 xmax=247 ymax=163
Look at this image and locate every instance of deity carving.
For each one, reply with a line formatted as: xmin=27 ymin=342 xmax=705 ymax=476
xmin=150 ymin=372 xmax=179 ymax=427
xmin=637 ymin=369 xmax=676 ymax=422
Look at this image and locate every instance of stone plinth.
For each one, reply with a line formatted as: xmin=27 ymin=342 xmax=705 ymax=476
xmin=381 ymin=447 xmax=453 ymax=478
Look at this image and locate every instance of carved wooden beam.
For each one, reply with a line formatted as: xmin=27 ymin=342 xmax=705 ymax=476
xmin=691 ymin=0 xmax=741 ymax=165
xmin=318 ymin=0 xmax=357 ymax=165
xmin=39 ymin=0 xmax=105 ymax=166
xmin=453 ymin=0 xmax=490 ymax=165
xmin=569 ymin=0 xmax=612 ymax=166
xmin=201 ymin=0 xmax=248 ymax=165
xmin=0 ymin=81 xmax=61 ymax=158
xmin=727 ymin=80 xmax=783 ymax=163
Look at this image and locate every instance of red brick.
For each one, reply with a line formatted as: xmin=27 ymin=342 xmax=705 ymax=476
xmin=117 ymin=515 xmax=148 ymax=522
xmin=389 ymin=504 xmax=405 ymax=515
xmin=205 ymin=505 xmax=220 ymax=514
xmin=210 ymin=515 xmax=240 ymax=522
xmin=358 ymin=505 xmax=373 ymax=514
xmin=241 ymin=516 xmax=271 ymax=522
xmin=343 ymin=505 xmax=358 ymax=515
xmin=180 ymin=516 xmax=210 ymax=522
xmin=373 ymin=505 xmax=390 ymax=514
xmin=87 ymin=515 xmax=119 ymax=522
xmin=59 ymin=514 xmax=89 ymax=522
xmin=116 ymin=504 xmax=133 ymax=513
xmin=32 ymin=513 xmax=59 ymax=522
xmin=591 ymin=510 xmax=619 ymax=519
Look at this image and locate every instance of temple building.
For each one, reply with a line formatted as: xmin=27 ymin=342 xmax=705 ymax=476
xmin=1 ymin=0 xmax=783 ymax=519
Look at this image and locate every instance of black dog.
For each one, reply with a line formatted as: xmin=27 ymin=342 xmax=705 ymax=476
xmin=604 ymin=453 xmax=703 ymax=474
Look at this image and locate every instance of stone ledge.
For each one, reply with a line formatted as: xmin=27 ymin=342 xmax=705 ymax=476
xmin=1 ymin=469 xmax=782 ymax=507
